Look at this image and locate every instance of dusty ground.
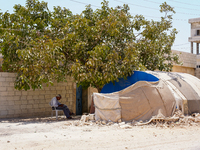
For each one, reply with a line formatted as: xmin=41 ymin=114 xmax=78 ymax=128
xmin=0 ymin=115 xmax=200 ymax=150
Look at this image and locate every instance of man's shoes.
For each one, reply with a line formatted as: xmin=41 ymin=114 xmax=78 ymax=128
xmin=69 ymin=112 xmax=75 ymax=115
xmin=67 ymin=117 xmax=72 ymax=119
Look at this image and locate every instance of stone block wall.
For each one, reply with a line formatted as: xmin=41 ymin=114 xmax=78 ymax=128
xmin=82 ymin=86 xmax=98 ymax=114
xmin=172 ymin=50 xmax=196 ymax=75
xmin=0 ymin=72 xmax=76 ymax=119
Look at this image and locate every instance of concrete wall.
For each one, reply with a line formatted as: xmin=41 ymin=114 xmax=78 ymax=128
xmin=0 ymin=50 xmax=199 ymax=118
xmin=0 ymin=54 xmax=3 ymax=72
xmin=82 ymin=86 xmax=98 ymax=114
xmin=188 ymin=18 xmax=200 ymax=42
xmin=0 ymin=72 xmax=76 ymax=119
xmin=195 ymin=55 xmax=200 ymax=78
xmin=172 ymin=50 xmax=196 ymax=75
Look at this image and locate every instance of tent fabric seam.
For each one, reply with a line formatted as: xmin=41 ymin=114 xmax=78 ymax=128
xmin=155 ymin=87 xmax=168 ymax=116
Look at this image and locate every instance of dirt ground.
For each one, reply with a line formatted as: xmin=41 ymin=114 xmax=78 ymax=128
xmin=0 ymin=115 xmax=200 ymax=150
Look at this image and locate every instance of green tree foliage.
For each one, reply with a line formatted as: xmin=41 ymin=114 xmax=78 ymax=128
xmin=0 ymin=0 xmax=180 ymax=92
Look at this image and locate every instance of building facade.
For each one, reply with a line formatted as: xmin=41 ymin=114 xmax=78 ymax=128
xmin=189 ymin=17 xmax=200 ymax=54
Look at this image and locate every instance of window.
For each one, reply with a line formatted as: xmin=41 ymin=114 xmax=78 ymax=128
xmin=197 ymin=30 xmax=200 ymax=36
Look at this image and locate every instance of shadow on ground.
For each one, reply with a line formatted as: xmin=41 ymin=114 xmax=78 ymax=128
xmin=0 ymin=115 xmax=82 ymax=124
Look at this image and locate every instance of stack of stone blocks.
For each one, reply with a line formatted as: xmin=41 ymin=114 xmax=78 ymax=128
xmin=0 ymin=72 xmax=76 ymax=119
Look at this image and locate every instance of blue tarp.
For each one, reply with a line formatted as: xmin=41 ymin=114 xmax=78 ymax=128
xmin=100 ymin=71 xmax=159 ymax=93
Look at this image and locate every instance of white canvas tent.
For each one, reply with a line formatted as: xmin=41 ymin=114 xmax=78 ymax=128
xmin=93 ymin=71 xmax=200 ymax=122
xmin=147 ymin=71 xmax=200 ymax=115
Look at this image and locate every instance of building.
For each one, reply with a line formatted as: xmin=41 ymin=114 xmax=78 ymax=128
xmin=188 ymin=17 xmax=200 ymax=79
xmin=188 ymin=17 xmax=200 ymax=54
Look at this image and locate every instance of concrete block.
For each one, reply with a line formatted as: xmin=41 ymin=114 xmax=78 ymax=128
xmin=27 ymin=96 xmax=33 ymax=100
xmin=50 ymin=87 xmax=56 ymax=90
xmin=28 ymin=100 xmax=35 ymax=104
xmin=0 ymin=110 xmax=8 ymax=115
xmin=13 ymin=105 xmax=20 ymax=110
xmin=7 ymin=87 xmax=15 ymax=91
xmin=38 ymin=91 xmax=46 ymax=95
xmin=21 ymin=91 xmax=28 ymax=95
xmin=38 ymin=105 xmax=45 ymax=108
xmin=0 ymin=91 xmax=8 ymax=96
xmin=8 ymin=110 xmax=15 ymax=115
xmin=1 ymin=82 xmax=11 ymax=86
xmin=15 ymin=91 xmax=22 ymax=96
xmin=21 ymin=105 xmax=27 ymax=109
xmin=44 ymin=87 xmax=50 ymax=90
xmin=27 ymin=105 xmax=33 ymax=109
xmin=1 ymin=73 xmax=16 ymax=77
xmin=0 ymin=78 xmax=6 ymax=82
xmin=27 ymin=91 xmax=35 ymax=96
xmin=38 ymin=95 xmax=45 ymax=99
xmin=68 ymin=90 xmax=73 ymax=94
xmin=14 ymin=114 xmax=20 ymax=117
xmin=21 ymin=101 xmax=28 ymax=105
xmin=6 ymin=78 xmax=15 ymax=82
xmin=14 ymin=101 xmax=22 ymax=105
xmin=33 ymin=96 xmax=38 ymax=100
xmin=0 ymin=99 xmax=8 ymax=105
xmin=0 ymin=87 xmax=7 ymax=91
xmin=21 ymin=109 xmax=28 ymax=113
xmin=33 ymin=91 xmax=40 ymax=95
xmin=14 ymin=110 xmax=22 ymax=114
xmin=33 ymin=104 xmax=39 ymax=109
xmin=45 ymin=91 xmax=53 ymax=95
xmin=56 ymin=87 xmax=63 ymax=90
xmin=46 ymin=99 xmax=51 ymax=103
xmin=67 ymin=82 xmax=72 ymax=86
xmin=44 ymin=104 xmax=49 ymax=108
xmin=13 ymin=96 xmax=20 ymax=101
xmin=27 ymin=109 xmax=35 ymax=113
xmin=5 ymin=105 xmax=13 ymax=110
xmin=7 ymin=91 xmax=15 ymax=96
xmin=61 ymin=82 xmax=68 ymax=86
xmin=65 ymin=93 xmax=69 ymax=97
xmin=35 ymin=108 xmax=43 ymax=112
xmin=8 ymin=101 xmax=15 ymax=105
xmin=45 ymin=95 xmax=52 ymax=99
xmin=21 ymin=96 xmax=27 ymax=100
xmin=0 ymin=106 xmax=7 ymax=110
xmin=35 ymin=100 xmax=41 ymax=104
xmin=9 ymin=82 xmax=14 ymax=86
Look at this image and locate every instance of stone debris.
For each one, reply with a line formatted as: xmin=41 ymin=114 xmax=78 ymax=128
xmin=88 ymin=114 xmax=95 ymax=120
xmin=80 ymin=114 xmax=95 ymax=122
xmin=118 ymin=122 xmax=125 ymax=126
xmin=101 ymin=121 xmax=107 ymax=125
xmin=77 ymin=110 xmax=200 ymax=128
xmin=120 ymin=124 xmax=132 ymax=129
xmin=118 ymin=119 xmax=122 ymax=123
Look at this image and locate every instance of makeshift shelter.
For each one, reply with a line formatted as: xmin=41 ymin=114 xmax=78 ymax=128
xmin=93 ymin=71 xmax=200 ymax=122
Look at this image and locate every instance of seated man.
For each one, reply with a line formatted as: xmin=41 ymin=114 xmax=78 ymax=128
xmin=50 ymin=94 xmax=73 ymax=119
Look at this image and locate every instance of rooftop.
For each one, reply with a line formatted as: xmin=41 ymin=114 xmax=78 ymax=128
xmin=189 ymin=17 xmax=200 ymax=23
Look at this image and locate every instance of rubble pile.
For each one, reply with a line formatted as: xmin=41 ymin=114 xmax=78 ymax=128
xmin=78 ymin=110 xmax=200 ymax=128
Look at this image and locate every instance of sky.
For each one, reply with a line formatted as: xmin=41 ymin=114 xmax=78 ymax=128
xmin=1 ymin=0 xmax=200 ymax=53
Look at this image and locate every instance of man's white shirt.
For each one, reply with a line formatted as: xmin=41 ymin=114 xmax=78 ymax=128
xmin=50 ymin=97 xmax=61 ymax=107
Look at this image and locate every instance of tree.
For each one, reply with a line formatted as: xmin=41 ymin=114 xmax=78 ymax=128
xmin=134 ymin=2 xmax=179 ymax=72
xmin=0 ymin=0 xmax=180 ymax=92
